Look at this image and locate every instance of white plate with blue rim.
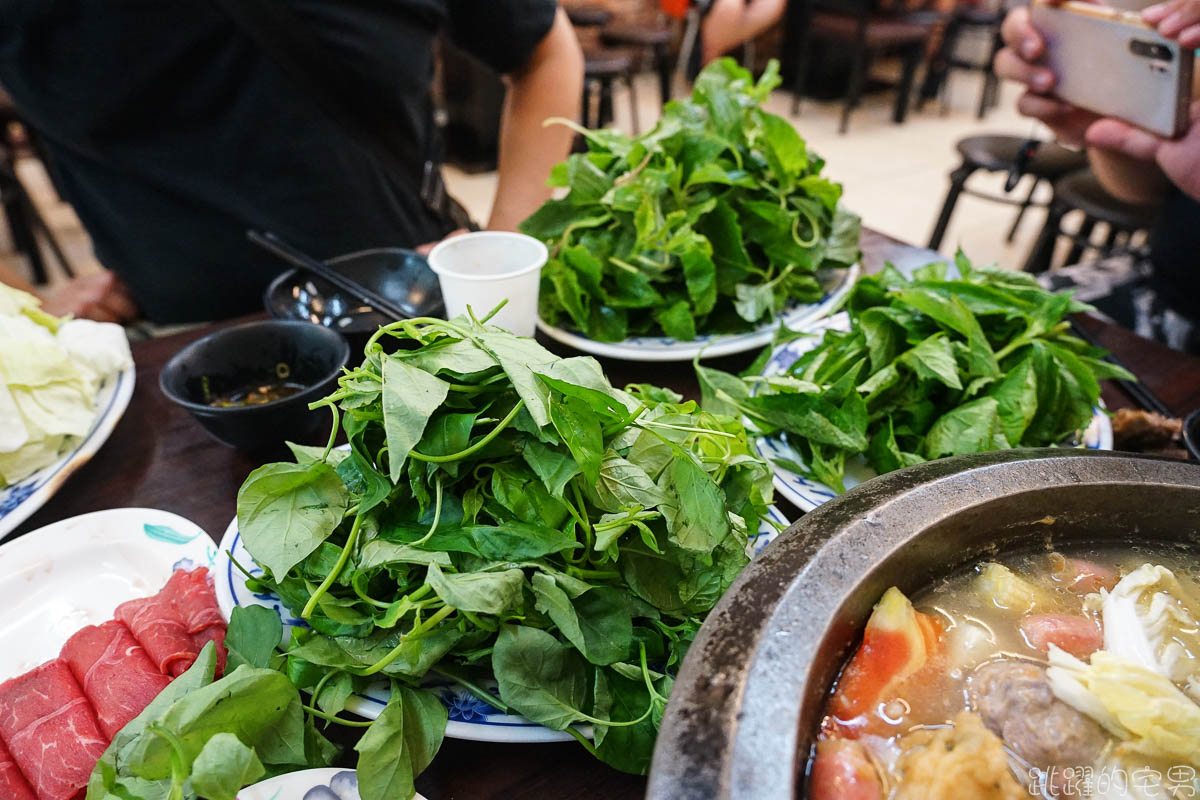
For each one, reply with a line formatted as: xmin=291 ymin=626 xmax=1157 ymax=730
xmin=755 ymin=313 xmax=1115 ymax=513
xmin=238 ymin=767 xmax=428 ymax=800
xmin=0 ymin=363 xmax=136 ymax=541
xmin=0 ymin=507 xmax=216 ymax=680
xmin=536 ymin=264 xmax=860 ymax=362
xmin=213 ymin=505 xmax=790 ymax=744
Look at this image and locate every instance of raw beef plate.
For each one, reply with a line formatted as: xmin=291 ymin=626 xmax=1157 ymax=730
xmin=0 ymin=567 xmax=228 ymax=800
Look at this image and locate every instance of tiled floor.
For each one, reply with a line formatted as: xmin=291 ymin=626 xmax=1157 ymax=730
xmin=3 ymin=68 xmax=1070 ymax=288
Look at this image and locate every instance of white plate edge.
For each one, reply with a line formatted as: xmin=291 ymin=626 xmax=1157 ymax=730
xmin=536 ymin=264 xmax=861 ymax=362
xmin=0 ymin=364 xmax=137 ymax=540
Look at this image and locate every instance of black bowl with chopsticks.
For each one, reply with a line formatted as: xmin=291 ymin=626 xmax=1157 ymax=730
xmin=159 ymin=320 xmax=350 ymax=451
xmin=257 ymin=232 xmax=443 ymax=353
xmin=1185 ymin=407 xmax=1200 ymax=461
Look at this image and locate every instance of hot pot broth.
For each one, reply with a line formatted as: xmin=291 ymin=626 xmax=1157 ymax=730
xmin=811 ymin=546 xmax=1200 ymax=799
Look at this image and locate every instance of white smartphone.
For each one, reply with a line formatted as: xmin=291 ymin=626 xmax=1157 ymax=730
xmin=1031 ymin=0 xmax=1194 ymax=138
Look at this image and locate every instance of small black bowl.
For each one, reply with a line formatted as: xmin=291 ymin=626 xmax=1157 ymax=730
xmin=160 ymin=320 xmax=350 ymax=451
xmin=264 ymin=247 xmax=442 ymax=353
xmin=1185 ymin=407 xmax=1200 ymax=462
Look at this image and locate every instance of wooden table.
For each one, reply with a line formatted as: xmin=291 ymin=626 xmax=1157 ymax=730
xmin=11 ymin=230 xmax=1200 ymax=799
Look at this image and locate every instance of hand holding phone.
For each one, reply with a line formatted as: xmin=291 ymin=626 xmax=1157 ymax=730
xmin=1031 ymin=0 xmax=1194 ymax=138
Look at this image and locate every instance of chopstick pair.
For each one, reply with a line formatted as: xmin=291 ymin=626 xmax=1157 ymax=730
xmin=248 ymin=230 xmax=411 ymax=322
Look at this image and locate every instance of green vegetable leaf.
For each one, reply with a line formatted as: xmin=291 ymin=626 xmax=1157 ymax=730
xmin=354 ymin=687 xmax=447 ymax=800
xmin=426 ymin=562 xmax=525 ymax=616
xmin=237 ymin=461 xmax=348 ymax=579
xmin=493 ymin=625 xmax=590 ymax=730
xmin=381 ymin=356 xmax=450 ymax=481
xmin=531 ymin=574 xmax=632 ymax=665
xmin=189 ymin=733 xmax=265 ymax=800
xmin=660 ymin=450 xmax=728 ymax=553
xmin=901 ymin=334 xmax=963 ymax=390
xmin=224 ymin=605 xmax=283 ymax=672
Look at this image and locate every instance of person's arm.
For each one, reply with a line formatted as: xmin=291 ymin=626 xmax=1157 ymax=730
xmin=700 ymin=0 xmax=787 ymax=65
xmin=0 ymin=264 xmax=137 ymax=322
xmin=485 ymin=8 xmax=583 ymax=232
xmin=995 ymin=1 xmax=1200 ymax=204
xmin=0 ymin=263 xmax=38 ymax=296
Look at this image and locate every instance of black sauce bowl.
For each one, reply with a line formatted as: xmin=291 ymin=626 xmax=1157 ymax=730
xmin=263 ymin=247 xmax=442 ymax=354
xmin=159 ymin=320 xmax=349 ymax=451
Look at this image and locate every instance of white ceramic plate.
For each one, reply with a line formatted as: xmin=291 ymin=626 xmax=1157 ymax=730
xmin=0 ymin=507 xmax=216 ymax=679
xmin=536 ymin=264 xmax=861 ymax=362
xmin=0 ymin=364 xmax=136 ymax=540
xmin=756 ymin=313 xmax=1115 ymax=512
xmin=214 ymin=506 xmax=789 ymax=743
xmin=238 ymin=767 xmax=427 ymax=800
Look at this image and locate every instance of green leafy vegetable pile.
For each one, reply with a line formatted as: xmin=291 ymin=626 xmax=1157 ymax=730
xmin=233 ymin=312 xmax=774 ymax=797
xmin=698 ymin=253 xmax=1134 ymax=492
xmin=520 ymin=58 xmax=861 ymax=343
xmin=87 ymin=611 xmax=339 ymax=800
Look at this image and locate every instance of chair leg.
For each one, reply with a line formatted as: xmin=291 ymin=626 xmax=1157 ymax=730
xmin=626 ymin=74 xmax=640 ymax=135
xmin=841 ymin=47 xmax=868 ymax=134
xmin=928 ymin=162 xmax=976 ymax=250
xmin=1065 ymin=215 xmax=1097 ymax=265
xmin=655 ymin=42 xmax=672 ymax=106
xmin=598 ymin=76 xmax=615 ymax=127
xmin=918 ymin=19 xmax=956 ymax=109
xmin=1023 ymin=201 xmax=1068 ymax=273
xmin=791 ymin=28 xmax=815 ymax=116
xmin=580 ymin=80 xmax=593 ymax=129
xmin=894 ymin=43 xmax=922 ymax=124
xmin=1005 ymin=177 xmax=1040 ymax=243
xmin=0 ymin=169 xmax=49 ymax=284
xmin=1102 ymin=223 xmax=1119 ymax=253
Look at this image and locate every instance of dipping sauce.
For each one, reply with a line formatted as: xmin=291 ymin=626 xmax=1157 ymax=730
xmin=206 ymin=381 xmax=304 ymax=408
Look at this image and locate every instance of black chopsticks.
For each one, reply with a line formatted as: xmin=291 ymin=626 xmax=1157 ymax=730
xmin=248 ymin=230 xmax=411 ymax=322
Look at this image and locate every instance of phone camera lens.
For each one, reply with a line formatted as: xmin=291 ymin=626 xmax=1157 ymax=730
xmin=1130 ymin=39 xmax=1173 ymax=60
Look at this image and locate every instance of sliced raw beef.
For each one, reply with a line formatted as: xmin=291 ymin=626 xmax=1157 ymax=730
xmin=0 ymin=660 xmax=107 ymax=800
xmin=0 ymin=738 xmax=37 ymax=800
xmin=114 ymin=593 xmax=198 ymax=677
xmin=163 ymin=568 xmax=224 ymax=634
xmin=60 ymin=621 xmax=172 ymax=739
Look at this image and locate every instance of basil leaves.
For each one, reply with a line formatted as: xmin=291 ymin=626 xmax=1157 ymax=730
xmin=701 ymin=253 xmax=1134 ymax=492
xmin=235 ymin=314 xmax=774 ymax=788
xmin=521 ymin=58 xmax=861 ymax=342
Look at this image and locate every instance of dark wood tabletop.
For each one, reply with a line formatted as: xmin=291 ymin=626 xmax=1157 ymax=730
xmin=10 ymin=229 xmax=1200 ymax=800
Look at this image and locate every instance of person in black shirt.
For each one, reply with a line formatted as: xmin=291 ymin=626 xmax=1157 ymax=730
xmin=0 ymin=1 xmax=582 ymax=324
xmin=994 ymin=0 xmax=1200 ymax=351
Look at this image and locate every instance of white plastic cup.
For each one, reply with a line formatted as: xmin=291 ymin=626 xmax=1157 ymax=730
xmin=427 ymin=231 xmax=548 ymax=337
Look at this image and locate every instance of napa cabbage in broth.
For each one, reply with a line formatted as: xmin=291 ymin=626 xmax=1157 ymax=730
xmin=810 ymin=548 xmax=1200 ymax=800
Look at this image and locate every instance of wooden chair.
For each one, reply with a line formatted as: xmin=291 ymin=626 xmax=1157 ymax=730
xmin=917 ymin=4 xmax=1005 ymax=119
xmin=928 ymin=134 xmax=1087 ymax=251
xmin=1022 ymin=168 xmax=1161 ymax=273
xmin=582 ymin=49 xmax=641 ymax=131
xmin=601 ymin=24 xmax=674 ymax=106
xmin=0 ymin=90 xmax=74 ymax=284
xmin=789 ymin=0 xmax=941 ymax=133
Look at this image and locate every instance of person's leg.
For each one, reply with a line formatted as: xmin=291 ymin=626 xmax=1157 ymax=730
xmin=700 ymin=0 xmax=787 ymax=64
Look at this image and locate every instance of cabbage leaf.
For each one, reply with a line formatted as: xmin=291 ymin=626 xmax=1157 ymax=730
xmin=0 ymin=284 xmax=131 ymax=486
xmin=1046 ymin=646 xmax=1200 ymax=766
xmin=1097 ymin=564 xmax=1200 ymax=699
